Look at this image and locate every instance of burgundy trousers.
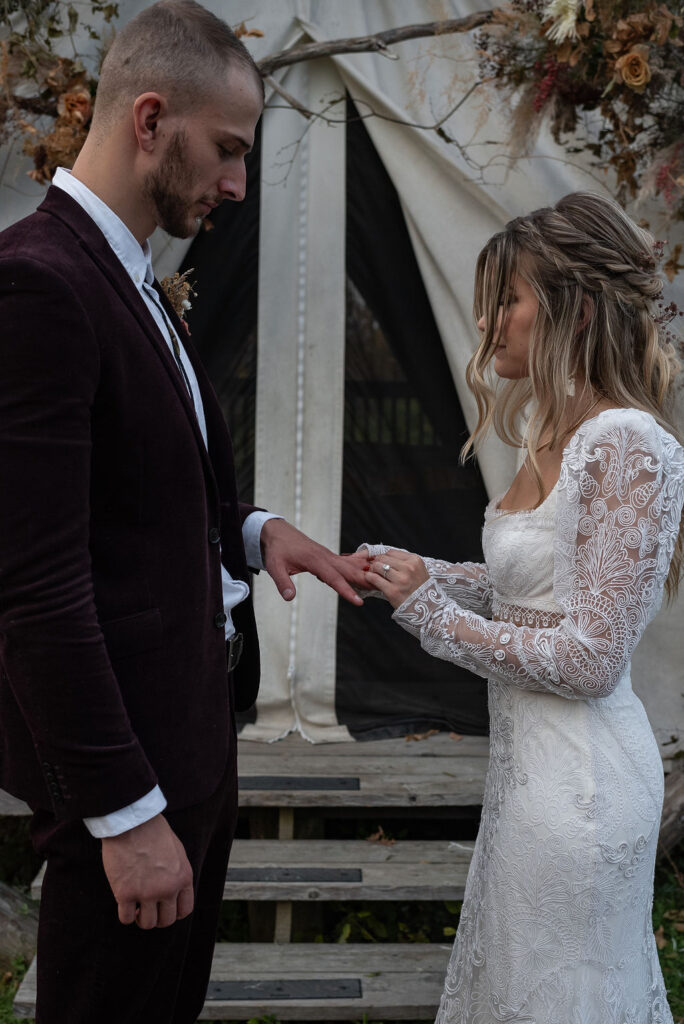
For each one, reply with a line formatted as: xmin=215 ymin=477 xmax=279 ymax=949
xmin=30 ymin=749 xmax=238 ymax=1024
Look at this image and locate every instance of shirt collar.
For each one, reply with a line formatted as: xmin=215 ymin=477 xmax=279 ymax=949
xmin=53 ymin=167 xmax=154 ymax=288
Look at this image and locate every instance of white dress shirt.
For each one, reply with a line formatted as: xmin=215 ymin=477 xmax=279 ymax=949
xmin=52 ymin=169 xmax=278 ymax=836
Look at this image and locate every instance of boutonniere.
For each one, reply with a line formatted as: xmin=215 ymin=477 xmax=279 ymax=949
xmin=159 ymin=268 xmax=197 ymax=335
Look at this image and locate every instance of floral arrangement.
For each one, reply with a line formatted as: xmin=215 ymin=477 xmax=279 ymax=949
xmin=160 ymin=269 xmax=197 ymax=331
xmin=0 ymin=2 xmax=112 ymax=182
xmin=476 ymin=0 xmax=684 ymax=224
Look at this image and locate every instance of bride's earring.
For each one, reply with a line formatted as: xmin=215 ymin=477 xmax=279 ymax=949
xmin=565 ymin=376 xmax=576 ymax=397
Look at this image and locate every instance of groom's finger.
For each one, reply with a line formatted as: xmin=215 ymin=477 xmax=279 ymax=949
xmin=177 ymin=885 xmax=194 ymax=921
xmin=266 ymin=557 xmax=297 ymax=601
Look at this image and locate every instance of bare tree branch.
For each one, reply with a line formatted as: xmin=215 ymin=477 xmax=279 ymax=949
xmin=257 ymin=12 xmax=495 ymax=77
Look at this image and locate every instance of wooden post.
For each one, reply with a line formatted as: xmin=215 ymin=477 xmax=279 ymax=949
xmin=274 ymin=808 xmax=294 ymax=943
xmin=658 ymin=764 xmax=684 ymax=861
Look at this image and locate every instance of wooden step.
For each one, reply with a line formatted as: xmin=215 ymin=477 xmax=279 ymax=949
xmin=0 ymin=789 xmax=30 ymax=816
xmin=225 ymin=838 xmax=474 ymax=900
xmin=14 ymin=942 xmax=453 ymax=1020
xmin=2 ymin=734 xmax=489 ymax=820
xmin=30 ymin=838 xmax=475 ymax=902
xmin=237 ymin=732 xmax=489 ymax=807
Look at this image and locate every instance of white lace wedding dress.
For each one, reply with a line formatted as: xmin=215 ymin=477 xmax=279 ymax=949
xmin=377 ymin=408 xmax=684 ymax=1024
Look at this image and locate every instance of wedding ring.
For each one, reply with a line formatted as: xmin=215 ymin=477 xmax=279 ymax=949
xmin=382 ymin=563 xmax=391 ymax=579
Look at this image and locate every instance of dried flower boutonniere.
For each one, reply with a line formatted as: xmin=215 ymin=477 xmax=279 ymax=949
xmin=159 ymin=269 xmax=197 ymax=335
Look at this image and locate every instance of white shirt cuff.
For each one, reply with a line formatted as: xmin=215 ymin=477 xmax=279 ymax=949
xmin=83 ymin=785 xmax=167 ymax=838
xmin=243 ymin=511 xmax=283 ymax=571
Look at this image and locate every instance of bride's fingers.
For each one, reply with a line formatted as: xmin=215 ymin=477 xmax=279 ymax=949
xmin=383 ymin=549 xmax=413 ymax=562
xmin=364 ymin=569 xmax=392 ymax=594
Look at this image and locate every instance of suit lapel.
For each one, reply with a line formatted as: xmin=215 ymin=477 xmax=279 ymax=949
xmin=151 ymin=281 xmax=233 ymax=463
xmin=39 ymin=187 xmax=219 ymax=495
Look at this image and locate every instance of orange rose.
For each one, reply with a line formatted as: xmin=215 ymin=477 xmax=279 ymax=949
xmin=57 ymin=90 xmax=92 ymax=126
xmin=615 ymin=44 xmax=652 ymax=92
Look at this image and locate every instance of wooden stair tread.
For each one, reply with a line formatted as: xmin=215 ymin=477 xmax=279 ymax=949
xmin=237 ymin=733 xmax=489 ymax=757
xmin=225 ymin=838 xmax=473 ymax=900
xmin=236 ymin=734 xmax=488 ymax=807
xmin=30 ymin=839 xmax=475 ymax=901
xmin=14 ymin=943 xmax=452 ymax=1021
xmin=0 ymin=789 xmax=30 ymax=816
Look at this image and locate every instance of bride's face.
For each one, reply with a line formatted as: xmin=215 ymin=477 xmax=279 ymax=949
xmin=477 ymin=271 xmax=539 ymax=380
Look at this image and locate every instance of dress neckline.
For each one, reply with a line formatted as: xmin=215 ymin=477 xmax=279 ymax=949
xmin=487 ymin=407 xmax=628 ymax=518
xmin=487 ymin=480 xmax=559 ymax=519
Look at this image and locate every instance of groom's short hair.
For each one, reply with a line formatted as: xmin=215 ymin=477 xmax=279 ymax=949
xmin=94 ymin=0 xmax=263 ymax=125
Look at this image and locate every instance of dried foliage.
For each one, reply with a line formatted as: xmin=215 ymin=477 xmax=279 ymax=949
xmin=0 ymin=2 xmax=114 ymax=181
xmin=159 ymin=268 xmax=197 ymax=329
xmin=477 ymin=0 xmax=684 ymax=218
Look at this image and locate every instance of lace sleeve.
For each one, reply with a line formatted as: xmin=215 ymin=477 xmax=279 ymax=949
xmin=420 ymin=558 xmax=492 ymax=616
xmin=392 ymin=411 xmax=684 ymax=700
xmin=358 ymin=543 xmax=492 ymax=615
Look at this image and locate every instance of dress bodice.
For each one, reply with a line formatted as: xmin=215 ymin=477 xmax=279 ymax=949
xmin=483 ymin=485 xmax=561 ymax=626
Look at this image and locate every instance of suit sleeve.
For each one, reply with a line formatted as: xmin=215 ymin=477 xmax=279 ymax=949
xmin=0 ymin=257 xmax=158 ymax=819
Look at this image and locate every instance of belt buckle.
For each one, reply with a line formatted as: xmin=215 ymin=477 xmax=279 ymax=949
xmin=227 ymin=631 xmax=243 ymax=673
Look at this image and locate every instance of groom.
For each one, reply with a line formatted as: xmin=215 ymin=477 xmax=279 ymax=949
xmin=0 ymin=2 xmax=365 ymax=1021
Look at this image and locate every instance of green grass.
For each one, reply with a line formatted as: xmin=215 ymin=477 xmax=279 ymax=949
xmin=653 ymin=849 xmax=684 ymax=1021
xmin=0 ymin=958 xmax=27 ymax=1024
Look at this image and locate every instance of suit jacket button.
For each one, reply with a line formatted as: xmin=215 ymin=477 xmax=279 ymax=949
xmin=214 ymin=611 xmax=227 ymax=629
xmin=208 ymin=527 xmax=221 ymax=545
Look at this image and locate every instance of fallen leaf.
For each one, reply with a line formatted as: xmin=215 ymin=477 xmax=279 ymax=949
xmin=405 ymin=729 xmax=440 ymax=742
xmin=366 ymin=825 xmax=396 ymax=846
xmin=449 ymin=732 xmax=463 ymax=741
xmin=654 ymin=924 xmax=668 ymax=949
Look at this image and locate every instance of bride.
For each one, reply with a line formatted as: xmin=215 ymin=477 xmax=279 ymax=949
xmin=355 ymin=192 xmax=684 ymax=1023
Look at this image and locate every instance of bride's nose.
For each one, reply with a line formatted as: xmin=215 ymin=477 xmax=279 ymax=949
xmin=477 ymin=314 xmax=486 ymax=331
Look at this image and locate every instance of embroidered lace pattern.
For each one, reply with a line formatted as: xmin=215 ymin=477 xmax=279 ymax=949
xmin=389 ymin=409 xmax=684 ymax=1023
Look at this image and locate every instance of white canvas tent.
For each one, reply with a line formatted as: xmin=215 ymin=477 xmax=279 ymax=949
xmin=2 ymin=0 xmax=682 ymax=757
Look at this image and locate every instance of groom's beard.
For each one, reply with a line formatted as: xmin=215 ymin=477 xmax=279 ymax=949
xmin=143 ymin=130 xmax=200 ymax=239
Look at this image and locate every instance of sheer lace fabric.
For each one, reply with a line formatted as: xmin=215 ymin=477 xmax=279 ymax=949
xmin=384 ymin=409 xmax=684 ymax=1023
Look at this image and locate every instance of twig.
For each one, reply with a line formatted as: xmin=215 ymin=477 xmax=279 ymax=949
xmin=258 ymin=12 xmax=495 ymax=77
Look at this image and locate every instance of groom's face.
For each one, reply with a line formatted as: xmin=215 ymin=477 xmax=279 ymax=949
xmin=143 ymin=63 xmax=263 ymax=239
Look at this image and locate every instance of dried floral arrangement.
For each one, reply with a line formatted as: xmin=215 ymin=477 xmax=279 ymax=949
xmin=160 ymin=269 xmax=197 ymax=328
xmin=476 ymin=0 xmax=684 ymax=230
xmin=0 ymin=1 xmax=115 ymax=183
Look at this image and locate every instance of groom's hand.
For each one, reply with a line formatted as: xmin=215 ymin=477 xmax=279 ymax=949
xmin=260 ymin=518 xmax=369 ymax=605
xmin=101 ymin=813 xmax=194 ymax=929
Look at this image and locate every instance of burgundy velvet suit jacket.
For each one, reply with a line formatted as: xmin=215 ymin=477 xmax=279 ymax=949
xmin=0 ymin=187 xmax=260 ymax=819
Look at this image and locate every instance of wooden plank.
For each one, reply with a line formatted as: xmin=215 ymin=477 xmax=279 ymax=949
xmin=237 ymin=755 xmax=487 ymax=776
xmin=237 ymin=774 xmax=486 ymax=807
xmin=234 ymin=734 xmax=489 ymax=811
xmin=14 ymin=945 xmax=451 ymax=1021
xmin=224 ymin=839 xmax=473 ymax=900
xmin=229 ymin=839 xmax=474 ymax=866
xmin=236 ymin=742 xmax=488 ymax=807
xmin=0 ymin=789 xmax=30 ymax=816
xmin=30 ymin=839 xmax=475 ymax=902
xmin=12 ymin=954 xmax=37 ymax=1019
xmin=196 ymin=942 xmax=452 ymax=1020
xmin=238 ymin=732 xmax=488 ymax=759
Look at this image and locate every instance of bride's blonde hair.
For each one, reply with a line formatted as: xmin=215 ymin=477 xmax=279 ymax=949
xmin=463 ymin=191 xmax=683 ymax=599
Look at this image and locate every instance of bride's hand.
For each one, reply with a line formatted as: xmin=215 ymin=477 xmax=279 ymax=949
xmin=364 ymin=549 xmax=429 ymax=609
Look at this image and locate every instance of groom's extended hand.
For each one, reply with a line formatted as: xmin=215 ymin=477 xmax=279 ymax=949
xmin=260 ymin=519 xmax=370 ymax=605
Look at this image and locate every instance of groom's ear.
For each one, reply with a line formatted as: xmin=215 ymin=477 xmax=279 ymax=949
xmin=133 ymin=93 xmax=167 ymax=153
